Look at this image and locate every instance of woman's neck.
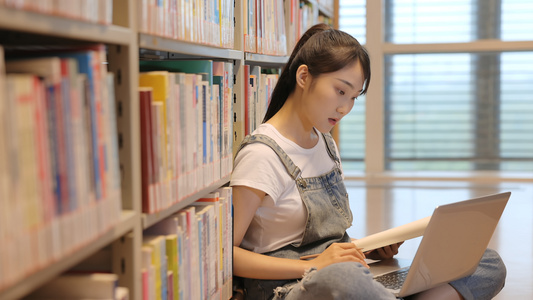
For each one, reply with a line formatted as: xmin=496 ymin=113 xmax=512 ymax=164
xmin=266 ymin=94 xmax=319 ymax=149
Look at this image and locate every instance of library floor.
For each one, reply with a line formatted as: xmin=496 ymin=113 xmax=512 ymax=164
xmin=344 ymin=179 xmax=533 ymax=300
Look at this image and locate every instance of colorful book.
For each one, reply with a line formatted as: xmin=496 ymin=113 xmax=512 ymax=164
xmin=140 ymin=71 xmax=171 ymax=211
xmin=143 ymin=235 xmax=167 ymax=300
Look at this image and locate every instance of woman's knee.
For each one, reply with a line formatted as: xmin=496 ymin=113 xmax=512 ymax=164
xmin=291 ymin=262 xmax=395 ymax=300
xmin=449 ymin=248 xmax=507 ymax=300
xmin=480 ymin=248 xmax=507 ymax=289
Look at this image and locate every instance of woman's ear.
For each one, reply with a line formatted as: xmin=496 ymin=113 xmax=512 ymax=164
xmin=296 ymin=64 xmax=309 ymax=89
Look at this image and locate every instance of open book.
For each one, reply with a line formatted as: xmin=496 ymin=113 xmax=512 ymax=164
xmin=352 ymin=216 xmax=431 ymax=252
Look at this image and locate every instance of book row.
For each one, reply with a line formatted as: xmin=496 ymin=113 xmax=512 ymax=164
xmin=0 ymin=0 xmax=113 ymax=25
xmin=143 ymin=187 xmax=233 ymax=300
xmin=138 ymin=0 xmax=235 ymax=49
xmin=139 ymin=60 xmax=234 ymax=214
xmin=285 ymin=0 xmax=333 ymax=54
xmin=244 ymin=0 xmax=288 ymax=55
xmin=242 ymin=65 xmax=279 ymax=136
xmin=0 ymin=44 xmax=123 ymax=291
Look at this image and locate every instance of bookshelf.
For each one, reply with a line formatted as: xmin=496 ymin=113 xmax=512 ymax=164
xmin=0 ymin=0 xmax=338 ymax=300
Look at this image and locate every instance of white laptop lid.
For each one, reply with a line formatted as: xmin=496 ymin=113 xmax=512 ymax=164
xmin=370 ymin=191 xmax=510 ymax=297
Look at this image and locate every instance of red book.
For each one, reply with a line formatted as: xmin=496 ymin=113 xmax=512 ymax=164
xmin=243 ymin=64 xmax=250 ymax=136
xmin=140 ymin=87 xmax=155 ymax=213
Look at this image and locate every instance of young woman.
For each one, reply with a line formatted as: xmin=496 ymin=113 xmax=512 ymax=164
xmin=230 ymin=23 xmax=506 ymax=300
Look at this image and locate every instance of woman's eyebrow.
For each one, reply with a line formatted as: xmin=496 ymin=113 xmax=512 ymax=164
xmin=336 ymin=78 xmax=356 ymax=89
xmin=336 ymin=78 xmax=362 ymax=94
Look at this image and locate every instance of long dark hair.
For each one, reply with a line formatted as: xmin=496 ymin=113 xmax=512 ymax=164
xmin=263 ymin=23 xmax=371 ymax=123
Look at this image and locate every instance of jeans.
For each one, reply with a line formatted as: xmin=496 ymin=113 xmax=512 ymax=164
xmin=258 ymin=249 xmax=506 ymax=300
xmin=448 ymin=248 xmax=507 ymax=300
xmin=272 ymin=262 xmax=397 ymax=300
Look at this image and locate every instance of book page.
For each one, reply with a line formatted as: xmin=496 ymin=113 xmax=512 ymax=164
xmin=352 ymin=216 xmax=431 ymax=252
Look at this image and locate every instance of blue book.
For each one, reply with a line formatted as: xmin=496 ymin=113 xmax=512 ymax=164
xmin=58 ymin=49 xmax=103 ymax=202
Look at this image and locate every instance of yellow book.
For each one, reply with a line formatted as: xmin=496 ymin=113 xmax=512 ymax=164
xmin=166 ymin=234 xmax=179 ymax=300
xmin=143 ymin=235 xmax=167 ymax=300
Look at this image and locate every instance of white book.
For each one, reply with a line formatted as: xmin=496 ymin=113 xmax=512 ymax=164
xmin=192 ymin=195 xmax=220 ymax=297
xmin=174 ymin=73 xmax=187 ymax=200
xmin=177 ymin=208 xmax=194 ymax=300
xmin=151 ymin=102 xmax=164 ymax=212
xmin=184 ymin=74 xmax=197 ymax=196
xmin=216 ymin=187 xmax=233 ymax=290
xmin=166 ymin=72 xmax=178 ymax=204
xmin=250 ymin=65 xmax=261 ymax=133
xmin=212 ymin=84 xmax=221 ymax=181
xmin=172 ymin=73 xmax=184 ymax=201
xmin=195 ymin=74 xmax=204 ymax=190
xmin=187 ymin=205 xmax=201 ymax=300
xmin=195 ymin=204 xmax=216 ymax=299
xmin=4 ymin=74 xmax=36 ymax=286
xmin=225 ymin=62 xmax=234 ymax=175
xmin=103 ymin=73 xmax=122 ymax=221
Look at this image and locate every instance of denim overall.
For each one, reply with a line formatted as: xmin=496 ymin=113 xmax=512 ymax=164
xmin=235 ymin=133 xmax=397 ymax=300
xmin=235 ymin=134 xmax=506 ymax=300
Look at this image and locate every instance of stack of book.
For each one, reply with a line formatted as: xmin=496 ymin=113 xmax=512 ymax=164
xmin=138 ymin=0 xmax=235 ymax=49
xmin=0 ymin=44 xmax=123 ymax=291
xmin=284 ymin=0 xmax=333 ymax=54
xmin=139 ymin=60 xmax=234 ymax=214
xmin=244 ymin=0 xmax=288 ymax=55
xmin=0 ymin=0 xmax=113 ymax=24
xmin=142 ymin=187 xmax=233 ymax=300
xmin=242 ymin=65 xmax=279 ymax=136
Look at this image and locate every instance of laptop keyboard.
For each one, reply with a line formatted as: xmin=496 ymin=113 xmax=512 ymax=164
xmin=374 ymin=267 xmax=410 ymax=290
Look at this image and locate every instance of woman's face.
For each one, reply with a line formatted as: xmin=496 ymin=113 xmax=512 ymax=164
xmin=300 ymin=61 xmax=365 ymax=133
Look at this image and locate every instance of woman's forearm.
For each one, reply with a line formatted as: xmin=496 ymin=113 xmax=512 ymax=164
xmin=233 ymin=246 xmax=313 ymax=280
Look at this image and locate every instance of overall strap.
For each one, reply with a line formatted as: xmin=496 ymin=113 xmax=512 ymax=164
xmin=321 ymin=132 xmax=341 ymax=164
xmin=235 ymin=134 xmax=302 ymax=181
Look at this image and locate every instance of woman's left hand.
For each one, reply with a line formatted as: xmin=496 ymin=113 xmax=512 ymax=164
xmin=364 ymin=242 xmax=404 ymax=260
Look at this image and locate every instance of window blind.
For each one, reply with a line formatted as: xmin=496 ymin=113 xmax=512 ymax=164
xmin=385 ymin=0 xmax=473 ymax=43
xmin=502 ymin=0 xmax=533 ymax=41
xmin=339 ymin=0 xmax=533 ymax=172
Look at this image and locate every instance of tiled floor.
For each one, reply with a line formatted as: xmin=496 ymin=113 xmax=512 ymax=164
xmin=344 ymin=179 xmax=533 ymax=300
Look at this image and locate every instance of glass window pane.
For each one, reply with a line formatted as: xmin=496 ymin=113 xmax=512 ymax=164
xmin=385 ymin=52 xmax=533 ymax=171
xmin=339 ymin=0 xmax=533 ymax=173
xmin=339 ymin=0 xmax=366 ymax=171
xmin=339 ymin=96 xmax=366 ymax=171
xmin=385 ymin=0 xmax=473 ymax=43
xmin=502 ymin=0 xmax=533 ymax=41
xmin=500 ymin=52 xmax=533 ymax=170
xmin=339 ymin=0 xmax=366 ymax=44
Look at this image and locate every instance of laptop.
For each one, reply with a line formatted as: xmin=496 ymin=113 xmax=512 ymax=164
xmin=369 ymin=191 xmax=510 ymax=298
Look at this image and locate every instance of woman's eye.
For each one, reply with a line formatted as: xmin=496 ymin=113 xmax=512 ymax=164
xmin=338 ymin=89 xmax=345 ymax=95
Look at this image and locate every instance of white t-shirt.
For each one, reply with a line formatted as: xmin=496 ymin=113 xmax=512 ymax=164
xmin=230 ymin=124 xmax=341 ymax=253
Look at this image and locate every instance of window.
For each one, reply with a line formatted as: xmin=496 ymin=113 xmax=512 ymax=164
xmin=338 ymin=0 xmax=366 ymax=171
xmin=339 ymin=0 xmax=533 ymax=173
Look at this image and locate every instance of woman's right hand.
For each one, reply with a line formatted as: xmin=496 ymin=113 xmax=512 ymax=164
xmin=311 ymin=242 xmax=369 ymax=269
